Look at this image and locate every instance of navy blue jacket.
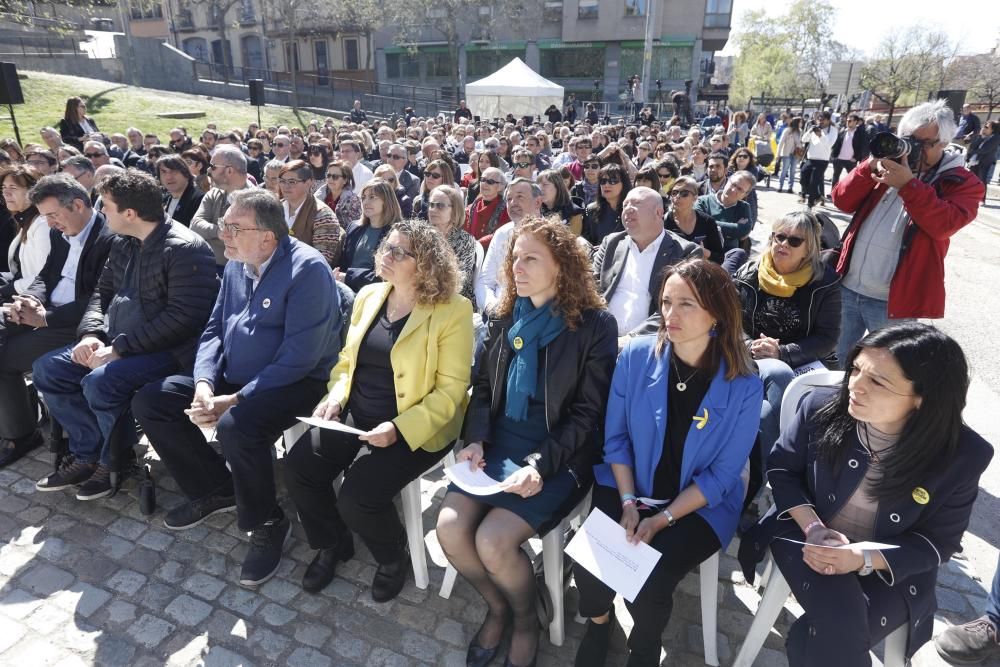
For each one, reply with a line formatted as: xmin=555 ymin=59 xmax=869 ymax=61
xmin=337 ymin=222 xmax=391 ymax=293
xmin=739 ymin=387 xmax=994 ymax=657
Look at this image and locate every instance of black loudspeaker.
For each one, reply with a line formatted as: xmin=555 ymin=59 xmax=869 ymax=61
xmin=0 ymin=63 xmax=24 ymax=105
xmin=934 ymin=90 xmax=966 ymax=119
xmin=249 ymin=79 xmax=264 ymax=106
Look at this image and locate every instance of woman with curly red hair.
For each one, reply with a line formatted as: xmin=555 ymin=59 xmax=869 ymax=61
xmin=436 ymin=216 xmax=618 ymax=667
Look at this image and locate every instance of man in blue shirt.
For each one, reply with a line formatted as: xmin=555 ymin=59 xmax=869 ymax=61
xmin=132 ymin=189 xmax=341 ymax=588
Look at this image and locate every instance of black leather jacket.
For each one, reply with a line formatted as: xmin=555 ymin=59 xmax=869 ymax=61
xmin=463 ymin=308 xmax=618 ymax=485
xmin=78 ymin=219 xmax=219 ymax=368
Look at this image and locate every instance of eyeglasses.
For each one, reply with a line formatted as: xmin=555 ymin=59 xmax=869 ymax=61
xmin=208 ymin=163 xmax=225 ymax=171
xmin=514 ymin=162 xmax=532 ymax=169
xmin=274 ymin=142 xmax=289 ymax=148
xmin=771 ymin=232 xmax=806 ymax=248
xmin=221 ymin=223 xmax=265 ymax=237
xmin=426 ymin=201 xmax=451 ymax=210
xmin=584 ymin=163 xmax=601 ymax=170
xmin=279 ymin=178 xmax=305 ymax=187
xmin=84 ymin=152 xmax=103 ymax=159
xmin=577 ymin=143 xmax=592 ymax=149
xmin=599 ymin=178 xmax=620 ymax=186
xmin=480 ymin=177 xmax=501 ymax=186
xmin=383 ymin=242 xmax=416 ymax=261
xmin=669 ymin=190 xmax=694 ymax=198
xmin=326 ymin=173 xmax=344 ymax=181
xmin=425 ymin=171 xmax=443 ymax=179
xmin=26 ymin=160 xmax=49 ymax=168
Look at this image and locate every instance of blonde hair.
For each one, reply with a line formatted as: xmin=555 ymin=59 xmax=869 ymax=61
xmin=375 ymin=219 xmax=461 ymax=305
xmin=429 ymin=184 xmax=466 ymax=232
xmin=767 ymin=210 xmax=825 ymax=280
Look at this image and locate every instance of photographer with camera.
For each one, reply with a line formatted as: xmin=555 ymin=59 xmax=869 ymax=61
xmin=800 ymin=111 xmax=837 ymax=208
xmin=831 ymin=99 xmax=985 ymax=367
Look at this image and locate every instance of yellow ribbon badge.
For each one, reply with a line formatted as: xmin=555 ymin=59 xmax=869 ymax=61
xmin=692 ymin=408 xmax=709 ymax=430
xmin=912 ymin=487 xmax=930 ymax=505
xmin=512 ymin=336 xmax=524 ymax=350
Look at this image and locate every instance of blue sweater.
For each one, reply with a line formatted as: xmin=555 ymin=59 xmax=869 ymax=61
xmin=193 ymin=235 xmax=341 ymax=398
xmin=594 ymin=335 xmax=762 ymax=548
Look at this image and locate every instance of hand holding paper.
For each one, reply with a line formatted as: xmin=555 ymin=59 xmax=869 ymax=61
xmin=565 ymin=509 xmax=661 ymax=603
xmin=444 ymin=463 xmax=505 ymax=496
xmin=297 ymin=416 xmax=365 ymax=436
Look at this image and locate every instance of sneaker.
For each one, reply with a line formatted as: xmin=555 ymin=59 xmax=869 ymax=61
xmin=76 ymin=464 xmax=114 ymax=501
xmin=239 ymin=512 xmax=291 ymax=588
xmin=36 ymin=457 xmax=97 ymax=491
xmin=164 ymin=493 xmax=237 ymax=531
xmin=935 ymin=615 xmax=1000 ymax=665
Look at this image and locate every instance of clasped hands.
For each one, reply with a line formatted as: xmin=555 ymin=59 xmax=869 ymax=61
xmin=71 ymin=335 xmax=120 ymax=371
xmin=457 ymin=442 xmax=543 ymax=498
xmin=803 ymin=525 xmax=865 ymax=576
xmin=749 ymin=333 xmax=780 ymax=360
xmin=2 ymin=294 xmax=47 ymax=329
xmin=311 ymin=397 xmax=398 ymax=448
xmin=184 ymin=381 xmax=239 ymax=428
xmin=619 ymin=503 xmax=667 ymax=545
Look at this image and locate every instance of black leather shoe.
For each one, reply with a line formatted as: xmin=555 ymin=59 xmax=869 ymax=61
xmin=302 ymin=537 xmax=355 ymax=593
xmin=467 ymin=613 xmax=505 ymax=667
xmin=503 ymin=656 xmax=537 ymax=667
xmin=0 ymin=431 xmax=43 ymax=468
xmin=371 ymin=548 xmax=409 ymax=602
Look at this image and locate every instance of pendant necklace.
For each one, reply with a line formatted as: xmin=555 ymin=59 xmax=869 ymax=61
xmin=857 ymin=423 xmax=880 ymax=465
xmin=672 ymin=357 xmax=699 ymax=392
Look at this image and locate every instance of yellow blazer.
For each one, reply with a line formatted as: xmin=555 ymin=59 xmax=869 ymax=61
xmin=326 ymin=282 xmax=473 ymax=453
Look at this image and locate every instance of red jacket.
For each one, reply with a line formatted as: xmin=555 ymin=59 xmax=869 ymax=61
xmin=832 ymin=155 xmax=983 ymax=319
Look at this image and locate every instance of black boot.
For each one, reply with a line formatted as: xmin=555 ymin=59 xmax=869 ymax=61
xmin=371 ymin=547 xmax=409 ymax=602
xmin=302 ymin=536 xmax=355 ymax=593
xmin=575 ymin=609 xmax=614 ymax=667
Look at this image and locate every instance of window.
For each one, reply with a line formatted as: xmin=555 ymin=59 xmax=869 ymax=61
xmin=540 ymin=46 xmax=605 ymax=78
xmin=578 ymin=0 xmax=598 ymax=19
xmin=130 ymin=0 xmax=163 ymax=20
xmin=284 ymin=42 xmax=299 ymax=73
xmin=315 ymin=41 xmax=328 ymax=72
xmin=426 ymin=51 xmax=454 ymax=78
xmin=544 ymin=1 xmax=563 ymax=21
xmin=386 ymin=53 xmax=419 ymax=79
xmin=344 ymin=38 xmax=360 ymax=70
xmin=467 ymin=49 xmax=526 ymax=77
xmin=705 ymin=0 xmax=732 ymax=27
xmin=623 ymin=0 xmax=645 ymax=17
xmin=620 ymin=45 xmax=693 ymax=83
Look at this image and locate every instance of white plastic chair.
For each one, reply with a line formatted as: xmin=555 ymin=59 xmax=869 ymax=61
xmin=281 ymin=422 xmax=456 ymax=591
xmin=734 ymin=368 xmax=909 ymax=667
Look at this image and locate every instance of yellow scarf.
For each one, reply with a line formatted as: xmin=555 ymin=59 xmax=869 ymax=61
xmin=757 ymin=251 xmax=813 ymax=298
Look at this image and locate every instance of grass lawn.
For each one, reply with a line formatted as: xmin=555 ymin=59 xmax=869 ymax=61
xmin=0 ymin=70 xmax=326 ymax=145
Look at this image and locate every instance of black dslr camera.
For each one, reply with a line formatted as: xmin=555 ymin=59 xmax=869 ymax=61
xmin=868 ymin=132 xmax=923 ymax=171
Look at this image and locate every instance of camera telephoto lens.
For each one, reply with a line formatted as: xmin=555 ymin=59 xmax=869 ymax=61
xmin=869 ymin=132 xmax=908 ymax=160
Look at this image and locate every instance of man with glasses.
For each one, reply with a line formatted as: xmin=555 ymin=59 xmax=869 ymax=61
xmin=832 ymin=99 xmax=983 ymax=366
xmin=82 ymin=141 xmax=123 ymax=169
xmin=386 ymin=143 xmax=420 ymax=199
xmin=695 ymin=170 xmax=754 ymax=253
xmin=508 ymin=148 xmax=536 ymax=182
xmin=271 ymin=135 xmax=292 ymax=163
xmin=191 ymin=146 xmax=252 ymax=272
xmin=132 ymin=189 xmax=340 ymax=589
xmin=31 ymin=171 xmax=218 ymax=500
xmin=338 ymin=139 xmax=373 ymax=191
xmin=24 ymin=150 xmax=57 ymax=176
xmin=592 ymin=187 xmax=700 ymax=347
xmin=60 ymin=156 xmax=98 ymax=205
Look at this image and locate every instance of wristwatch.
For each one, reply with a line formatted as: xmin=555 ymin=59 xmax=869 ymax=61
xmin=858 ymin=550 xmax=873 ymax=576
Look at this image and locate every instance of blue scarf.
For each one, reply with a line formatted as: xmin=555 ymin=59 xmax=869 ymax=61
xmin=505 ymin=297 xmax=565 ymax=421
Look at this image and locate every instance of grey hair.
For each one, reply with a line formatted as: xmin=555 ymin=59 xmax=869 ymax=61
xmin=228 ymin=189 xmax=287 ymax=237
xmin=505 ymin=177 xmax=543 ymax=200
xmin=898 ymin=99 xmax=958 ymax=143
xmin=767 ymin=210 xmax=825 ymax=281
xmin=481 ymin=167 xmax=506 ymax=187
xmin=83 ymin=141 xmax=108 ymax=156
xmin=263 ymin=159 xmax=284 ymax=174
xmin=60 ymin=156 xmax=95 ymax=176
xmin=28 ymin=173 xmax=92 ymax=209
xmin=213 ymin=145 xmax=248 ymax=175
xmin=730 ymin=169 xmax=757 ymax=190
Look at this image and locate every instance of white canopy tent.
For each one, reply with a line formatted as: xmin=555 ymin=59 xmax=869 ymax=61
xmin=464 ymin=58 xmax=564 ymax=120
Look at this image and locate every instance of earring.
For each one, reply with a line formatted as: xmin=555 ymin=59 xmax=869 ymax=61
xmin=709 ymin=322 xmax=718 ymax=338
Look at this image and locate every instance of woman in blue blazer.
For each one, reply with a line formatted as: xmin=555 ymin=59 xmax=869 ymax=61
xmin=573 ymin=258 xmax=762 ymax=667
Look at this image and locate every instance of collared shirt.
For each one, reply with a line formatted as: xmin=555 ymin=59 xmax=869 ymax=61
xmin=837 ymin=128 xmax=856 ymax=161
xmin=243 ymin=249 xmax=277 ymax=292
xmin=282 ymin=200 xmax=304 ymax=229
xmin=352 ymin=162 xmax=374 ymax=191
xmin=166 ymin=195 xmax=182 ymax=219
xmin=50 ymin=210 xmax=98 ymax=307
xmin=608 ymin=229 xmax=666 ymax=335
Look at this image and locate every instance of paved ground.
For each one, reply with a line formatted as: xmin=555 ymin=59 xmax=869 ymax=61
xmin=0 ymin=170 xmax=998 ymax=667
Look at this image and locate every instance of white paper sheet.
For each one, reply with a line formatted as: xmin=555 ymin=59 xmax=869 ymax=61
xmin=297 ymin=416 xmax=366 ymax=436
xmin=443 ymin=464 xmax=506 ymax=496
xmin=777 ymin=537 xmax=899 ymax=550
xmin=565 ymin=509 xmax=662 ymax=603
xmin=792 ymin=360 xmax=827 ymax=377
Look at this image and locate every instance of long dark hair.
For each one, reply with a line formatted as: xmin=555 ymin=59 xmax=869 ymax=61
xmin=596 ymin=163 xmax=631 ymax=214
xmin=814 ymin=322 xmax=969 ymax=501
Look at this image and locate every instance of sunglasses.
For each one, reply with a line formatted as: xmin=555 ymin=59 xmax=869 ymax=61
xmin=657 ymin=172 xmax=671 ymax=179
xmin=514 ymin=162 xmax=532 ymax=169
xmin=577 ymin=143 xmax=592 ymax=149
xmin=584 ymin=163 xmax=601 ymax=170
xmin=425 ymin=171 xmax=443 ymax=179
xmin=325 ymin=173 xmax=344 ymax=180
xmin=771 ymin=232 xmax=806 ymax=248
xmin=669 ymin=190 xmax=695 ymax=198
xmin=480 ymin=177 xmax=501 ymax=186
xmin=84 ymin=152 xmax=103 ymax=158
xmin=599 ymin=178 xmax=620 ymax=186
xmin=384 ymin=242 xmax=416 ymax=261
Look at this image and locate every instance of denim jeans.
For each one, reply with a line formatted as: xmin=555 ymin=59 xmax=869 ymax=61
xmin=31 ymin=344 xmax=178 ymax=465
xmin=988 ymin=553 xmax=1000 ymax=624
xmin=836 ymin=287 xmax=900 ymax=369
xmin=757 ymin=358 xmax=796 ymax=465
xmin=779 ymin=156 xmax=799 ymax=191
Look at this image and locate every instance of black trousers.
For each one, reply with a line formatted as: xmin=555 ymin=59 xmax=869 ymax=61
xmin=574 ymin=484 xmax=721 ymax=664
xmin=131 ymin=374 xmax=327 ymax=531
xmin=283 ymin=418 xmax=449 ymax=564
xmin=0 ymin=323 xmax=77 ymax=441
xmin=771 ymin=538 xmax=909 ymax=667
xmin=801 ymin=159 xmax=829 ymax=207
xmin=831 ymin=158 xmax=857 ymax=188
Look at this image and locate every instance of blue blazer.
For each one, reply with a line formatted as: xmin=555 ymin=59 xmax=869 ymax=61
xmin=594 ymin=335 xmax=762 ymax=548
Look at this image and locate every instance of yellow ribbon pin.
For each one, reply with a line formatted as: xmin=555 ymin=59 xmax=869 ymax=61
xmin=912 ymin=487 xmax=930 ymax=505
xmin=512 ymin=336 xmax=524 ymax=350
xmin=692 ymin=409 xmax=709 ymax=430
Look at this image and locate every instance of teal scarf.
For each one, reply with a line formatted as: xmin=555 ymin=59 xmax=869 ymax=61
xmin=505 ymin=297 xmax=565 ymax=421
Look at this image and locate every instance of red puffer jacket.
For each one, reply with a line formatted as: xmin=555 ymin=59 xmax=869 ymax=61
xmin=832 ymin=154 xmax=984 ymax=319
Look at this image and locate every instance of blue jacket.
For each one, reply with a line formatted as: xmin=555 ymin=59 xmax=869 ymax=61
xmin=594 ymin=335 xmax=762 ymax=548
xmin=193 ymin=235 xmax=341 ymax=399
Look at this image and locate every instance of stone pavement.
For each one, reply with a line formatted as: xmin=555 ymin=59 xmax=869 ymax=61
xmin=0 ymin=432 xmax=997 ymax=667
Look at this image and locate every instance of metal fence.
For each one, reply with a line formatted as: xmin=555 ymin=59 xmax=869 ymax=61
xmin=0 ymin=33 xmax=81 ymax=56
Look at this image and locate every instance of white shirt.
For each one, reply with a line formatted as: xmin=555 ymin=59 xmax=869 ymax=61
xmin=50 ymin=211 xmax=98 ymax=308
xmin=166 ymin=195 xmax=182 ymax=219
xmin=352 ymin=162 xmax=374 ymax=191
xmin=476 ymin=221 xmax=517 ymax=314
xmin=837 ymin=128 xmax=856 ymax=161
xmin=282 ymin=200 xmax=304 ymax=229
xmin=804 ymin=125 xmax=837 ymax=161
xmin=7 ymin=214 xmax=51 ymax=295
xmin=607 ymin=230 xmax=666 ymax=335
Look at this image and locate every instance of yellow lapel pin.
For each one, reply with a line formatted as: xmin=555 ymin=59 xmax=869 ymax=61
xmin=912 ymin=487 xmax=930 ymax=505
xmin=692 ymin=409 xmax=709 ymax=430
